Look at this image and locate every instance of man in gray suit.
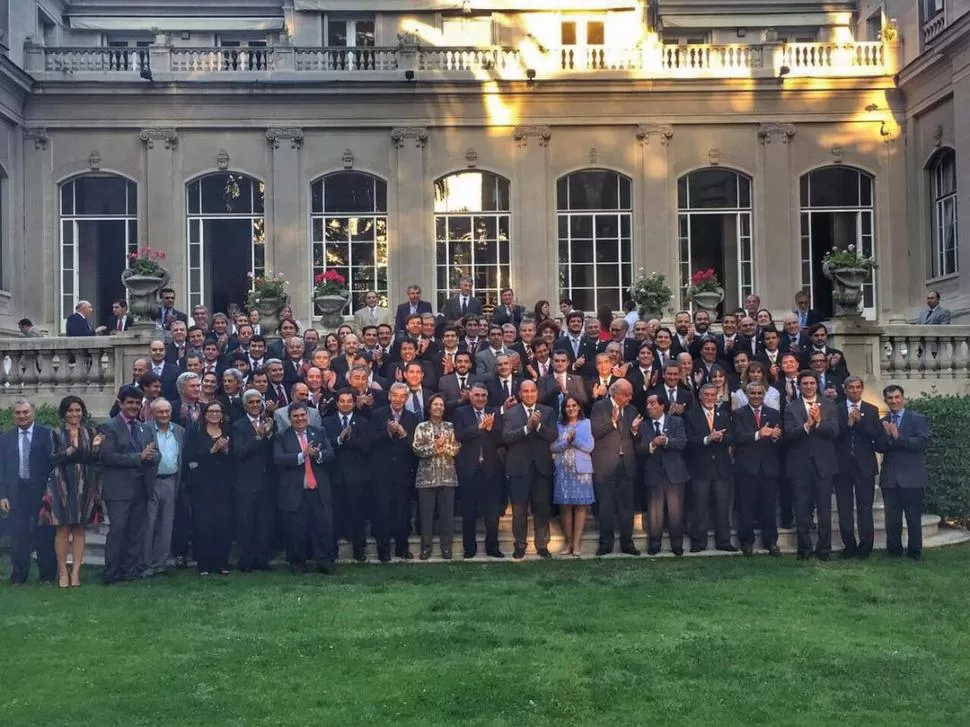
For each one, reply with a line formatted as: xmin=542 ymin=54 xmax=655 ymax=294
xmin=143 ymin=397 xmax=184 ymax=576
xmin=100 ymin=385 xmax=158 ymax=584
xmin=878 ymin=384 xmax=930 ymax=559
xmin=474 ymin=325 xmax=508 ymax=375
xmin=916 ymin=290 xmax=951 ymax=324
xmin=274 ymin=382 xmax=322 ymax=432
xmin=352 ymin=289 xmax=393 ymax=332
xmin=441 ymin=275 xmax=484 ymax=324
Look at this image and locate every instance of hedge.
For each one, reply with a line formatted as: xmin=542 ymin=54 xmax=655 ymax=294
xmin=907 ymin=393 xmax=970 ymax=526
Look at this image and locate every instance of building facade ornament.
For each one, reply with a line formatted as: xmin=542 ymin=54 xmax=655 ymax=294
xmin=216 ymin=149 xmax=230 ymax=170
xmin=512 ymin=125 xmax=551 ymax=148
xmin=342 ymin=149 xmax=355 ymax=169
xmin=708 ymin=147 xmax=720 ymax=166
xmin=635 ymin=124 xmax=674 ymax=145
xmin=757 ymin=123 xmax=796 ymax=144
xmin=588 ymin=147 xmax=599 ymax=164
xmin=266 ymin=127 xmax=304 ymax=149
xmin=88 ymin=150 xmax=101 ymax=170
xmin=390 ymin=127 xmax=428 ymax=149
xmin=138 ymin=128 xmax=178 ymax=150
xmin=830 ymin=145 xmax=844 ymax=164
xmin=465 ymin=148 xmax=478 ymax=167
xmin=24 ymin=127 xmax=49 ymax=150
xmin=933 ymin=125 xmax=943 ymax=148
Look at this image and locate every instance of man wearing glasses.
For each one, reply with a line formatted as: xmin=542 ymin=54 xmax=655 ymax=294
xmin=157 ymin=288 xmax=188 ymax=331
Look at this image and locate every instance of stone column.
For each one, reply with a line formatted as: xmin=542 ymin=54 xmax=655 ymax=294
xmin=636 ymin=124 xmax=674 ymax=319
xmin=390 ymin=127 xmax=429 ymax=305
xmin=138 ymin=128 xmax=179 ymax=279
xmin=757 ymin=123 xmax=797 ymax=314
xmin=22 ymin=127 xmax=54 ymax=329
xmin=266 ymin=127 xmax=306 ymax=321
xmin=512 ymin=125 xmax=551 ymax=306
xmin=879 ymin=125 xmax=907 ymax=321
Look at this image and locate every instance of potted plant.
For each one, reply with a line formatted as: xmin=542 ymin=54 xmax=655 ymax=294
xmin=246 ymin=271 xmax=290 ymax=333
xmin=313 ymin=270 xmax=350 ymax=328
xmin=629 ymin=268 xmax=672 ymax=319
xmin=121 ymin=247 xmax=170 ymax=331
xmin=822 ymin=244 xmax=877 ymax=315
xmin=686 ymin=268 xmax=724 ymax=318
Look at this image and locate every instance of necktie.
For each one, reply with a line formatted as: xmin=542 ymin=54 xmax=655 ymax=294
xmin=129 ymin=420 xmax=140 ymax=448
xmin=476 ymin=409 xmax=483 ymax=422
xmin=705 ymin=408 xmax=714 ymax=432
xmin=297 ymin=431 xmax=318 ymax=490
xmin=504 ymin=379 xmax=511 ymax=399
xmin=461 ymin=297 xmax=467 ymax=314
xmin=891 ymin=413 xmax=900 ymax=426
xmin=411 ymin=391 xmax=422 ymax=420
xmin=341 ymin=415 xmax=349 ymax=429
xmin=277 ymin=385 xmax=287 ymax=405
xmin=571 ymin=338 xmax=580 ymax=357
xmin=116 ymin=317 xmax=123 ymax=332
xmin=459 ymin=376 xmax=467 ymax=390
xmin=789 ymin=380 xmax=797 ymax=400
xmin=161 ymin=308 xmax=167 ymax=327
xmin=526 ymin=408 xmax=534 ymax=421
xmin=654 ymin=421 xmax=662 ymax=437
xmin=753 ymin=408 xmax=761 ymax=428
xmin=19 ymin=430 xmax=30 ymax=479
xmin=668 ymin=388 xmax=676 ymax=404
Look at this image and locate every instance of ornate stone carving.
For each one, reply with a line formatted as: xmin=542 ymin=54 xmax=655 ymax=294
xmin=266 ymin=127 xmax=304 ymax=150
xmin=588 ymin=147 xmax=599 ymax=164
xmin=933 ymin=125 xmax=943 ymax=148
xmin=757 ymin=123 xmax=796 ymax=144
xmin=342 ymin=149 xmax=355 ymax=169
xmin=216 ymin=149 xmax=230 ymax=170
xmin=708 ymin=148 xmax=721 ymax=166
xmin=138 ymin=128 xmax=178 ymax=150
xmin=512 ymin=125 xmax=551 ymax=148
xmin=88 ymin=150 xmax=101 ymax=170
xmin=465 ymin=148 xmax=478 ymax=168
xmin=831 ymin=145 xmax=844 ymax=164
xmin=24 ymin=127 xmax=49 ymax=150
xmin=390 ymin=127 xmax=428 ymax=149
xmin=635 ymin=124 xmax=674 ymax=145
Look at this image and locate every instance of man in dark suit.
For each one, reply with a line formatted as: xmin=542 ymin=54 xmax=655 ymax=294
xmin=638 ymin=393 xmax=690 ymax=555
xmin=554 ymin=311 xmax=598 ymax=377
xmin=0 ymin=399 xmax=56 ymax=584
xmin=273 ymin=402 xmax=337 ymax=574
xmin=104 ymin=299 xmax=131 ymax=335
xmin=371 ymin=383 xmax=419 ymax=561
xmin=684 ymin=383 xmax=736 ymax=552
xmin=834 ymin=377 xmax=881 ymax=558
xmin=157 ymin=287 xmax=189 ymax=331
xmin=484 ymin=354 xmax=523 ymax=410
xmin=626 ymin=344 xmax=659 ymax=413
xmin=402 ymin=361 xmax=435 ymax=421
xmin=501 ymin=380 xmax=557 ymax=559
xmin=809 ymin=350 xmax=845 ymax=403
xmin=387 ymin=341 xmax=438 ymax=393
xmin=281 ymin=336 xmax=309 ymax=389
xmin=231 ymin=390 xmax=277 ymax=572
xmin=66 ymin=300 xmax=104 ymax=336
xmin=490 ymin=287 xmax=526 ymax=327
xmin=586 ymin=353 xmax=622 ymax=407
xmin=437 ymin=351 xmax=477 ymax=418
xmin=441 ymin=275 xmax=484 ymax=325
xmin=800 ymin=324 xmax=850 ymax=379
xmin=780 ymin=315 xmax=811 ymax=356
xmin=730 ymin=382 xmax=783 ymax=555
xmin=793 ymin=290 xmax=823 ymax=331
xmin=590 ymin=380 xmax=641 ymax=556
xmin=394 ymin=284 xmax=434 ymax=337
xmin=100 ymin=385 xmax=158 ymax=584
xmin=454 ymin=384 xmax=506 ymax=558
xmin=148 ymin=339 xmax=180 ymax=401
xmin=783 ymin=369 xmax=840 ymax=560
xmin=539 ymin=350 xmax=589 ymax=414
xmin=878 ymin=384 xmax=930 ymax=560
xmin=649 ymin=361 xmax=694 ymax=416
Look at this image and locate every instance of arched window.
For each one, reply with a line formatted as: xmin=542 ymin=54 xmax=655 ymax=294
xmin=59 ymin=174 xmax=137 ymax=329
xmin=186 ymin=173 xmax=265 ymax=314
xmin=677 ymin=168 xmax=753 ymax=314
xmin=930 ymin=149 xmax=958 ymax=278
xmin=434 ymin=171 xmax=510 ymax=310
xmin=799 ymin=166 xmax=876 ymax=319
xmin=556 ymin=169 xmax=633 ymax=312
xmin=311 ymin=172 xmax=388 ymax=315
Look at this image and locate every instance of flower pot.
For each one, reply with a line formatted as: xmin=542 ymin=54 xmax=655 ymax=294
xmin=314 ymin=293 xmax=349 ymax=329
xmin=689 ymin=287 xmax=724 ymax=319
xmin=121 ymin=268 xmax=170 ymax=332
xmin=254 ymin=296 xmax=286 ymax=334
xmin=822 ymin=263 xmax=870 ymax=316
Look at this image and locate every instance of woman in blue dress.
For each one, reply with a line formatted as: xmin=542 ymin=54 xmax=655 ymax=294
xmin=551 ymin=395 xmax=595 ymax=557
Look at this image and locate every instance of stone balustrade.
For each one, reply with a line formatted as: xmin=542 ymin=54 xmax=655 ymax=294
xmin=880 ymin=325 xmax=970 ymax=382
xmin=923 ymin=13 xmax=947 ymax=46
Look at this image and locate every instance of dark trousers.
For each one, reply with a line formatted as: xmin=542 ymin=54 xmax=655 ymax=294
xmin=103 ymin=494 xmax=147 ymax=583
xmin=508 ymin=465 xmax=551 ymax=551
xmin=834 ymin=470 xmax=875 ymax=555
xmin=235 ymin=484 xmax=274 ymax=570
xmin=373 ymin=476 xmax=412 ymax=558
xmin=190 ymin=484 xmax=233 ymax=573
xmin=778 ymin=476 xmax=795 ymax=527
xmin=283 ymin=486 xmax=335 ymax=568
xmin=460 ymin=469 xmax=503 ymax=554
xmin=171 ymin=485 xmax=192 ymax=559
xmin=737 ymin=475 xmax=778 ymax=548
xmin=646 ymin=479 xmax=684 ymax=551
xmin=593 ymin=460 xmax=635 ymax=550
xmin=344 ymin=480 xmax=371 ymax=556
xmin=689 ymin=475 xmax=733 ymax=548
xmin=8 ymin=483 xmax=56 ymax=584
xmin=883 ymin=486 xmax=924 ymax=556
xmin=418 ymin=487 xmax=456 ymax=553
xmin=793 ymin=472 xmax=833 ymax=556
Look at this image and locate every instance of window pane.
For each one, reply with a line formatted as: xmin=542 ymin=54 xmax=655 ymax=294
xmin=72 ymin=175 xmax=132 ymax=216
xmin=324 ymin=172 xmax=381 ymax=213
xmin=561 ymin=21 xmax=577 ymax=45
xmin=434 ymin=172 xmax=509 ymax=213
xmin=564 ymin=170 xmax=627 ymax=210
xmin=806 ymin=167 xmax=863 ymax=208
xmin=311 ymin=180 xmax=323 ymax=214
xmin=683 ymin=169 xmax=742 ymax=209
xmin=328 ymin=19 xmax=348 ymax=47
xmin=199 ymin=173 xmax=257 ymax=214
xmin=587 ymin=21 xmax=605 ymax=45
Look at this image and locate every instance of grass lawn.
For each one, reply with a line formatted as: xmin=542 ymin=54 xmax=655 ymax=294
xmin=2 ymin=545 xmax=969 ymax=727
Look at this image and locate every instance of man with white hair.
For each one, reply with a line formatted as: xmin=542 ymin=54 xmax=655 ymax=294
xmin=232 ymin=389 xmax=277 ymax=571
xmin=66 ymin=300 xmax=106 ymax=336
xmin=144 ymin=398 xmax=184 ymax=576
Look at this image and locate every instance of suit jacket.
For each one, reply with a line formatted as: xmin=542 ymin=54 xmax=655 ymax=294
xmin=782 ymin=397 xmax=840 ymax=479
xmin=730 ymin=405 xmax=782 ymax=477
xmin=157 ymin=307 xmax=188 ymax=328
xmin=490 ymin=304 xmax=526 ymax=328
xmin=216 ymin=394 xmax=247 ymax=424
xmin=589 ymin=399 xmax=638 ymax=478
xmin=273 ymin=426 xmax=335 ymax=512
xmin=485 ymin=374 xmax=524 ymax=408
xmin=877 ymin=410 xmax=929 ymax=489
xmin=353 ymin=306 xmax=393 ymax=332
xmin=835 ymin=401 xmax=880 ymax=477
xmin=648 ymin=383 xmax=695 ymax=412
xmin=800 ymin=346 xmax=850 ymax=379
xmin=66 ymin=312 xmax=96 ymax=337
xmin=475 ymin=347 xmax=509 ymax=376
xmin=387 ymin=360 xmax=438 ymax=392
xmin=501 ymin=403 xmax=557 ymax=477
xmin=626 ymin=366 xmax=659 ymax=412
xmin=322 ymin=413 xmax=372 ymax=488
xmin=553 ymin=336 xmax=598 ymax=377
xmin=104 ymin=315 xmax=131 ymax=334
xmin=149 ymin=422 xmax=185 ymax=492
xmin=165 ymin=341 xmax=188 ymax=365
xmin=586 ymin=375 xmax=622 ymax=407
xmin=274 ymin=404 xmax=322 ymax=432
xmin=453 ymin=405 xmax=506 ymax=481
xmin=230 ymin=415 xmax=275 ymax=495
xmin=537 ymin=373 xmax=589 ymax=413
xmin=0 ymin=424 xmax=53 ymax=508
xmin=149 ymin=361 xmax=181 ymax=401
xmin=637 ymin=415 xmax=690 ymax=485
xmin=370 ymin=406 xmax=419 ymax=482
xmin=441 ymin=294 xmax=483 ymax=324
xmin=279 ymin=358 xmax=307 ymax=389
xmin=684 ymin=405 xmax=733 ymax=480
xmin=438 ymin=373 xmax=479 ymax=417
xmin=917 ymin=306 xmax=951 ymax=325
xmin=394 ymin=300 xmax=433 ymax=335
xmin=99 ymin=415 xmax=157 ymax=501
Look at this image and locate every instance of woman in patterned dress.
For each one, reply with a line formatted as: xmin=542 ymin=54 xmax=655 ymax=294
xmin=43 ymin=395 xmax=104 ymax=588
xmin=412 ymin=394 xmax=461 ymax=560
xmin=551 ymin=395 xmax=595 ymax=557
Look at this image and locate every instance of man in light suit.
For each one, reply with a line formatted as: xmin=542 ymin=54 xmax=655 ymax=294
xmin=916 ymin=290 xmax=951 ymax=324
xmin=274 ymin=382 xmax=322 ymax=432
xmin=353 ymin=289 xmax=393 ymax=332
xmin=878 ymin=384 xmax=930 ymax=560
xmin=394 ymin=284 xmax=434 ymax=337
xmin=638 ymin=393 xmax=690 ymax=555
xmin=474 ymin=326 xmax=509 ymax=375
xmin=783 ymin=369 xmax=840 ymax=561
xmin=591 ymin=380 xmax=642 ymax=556
xmin=441 ymin=275 xmax=483 ymax=325
xmin=143 ymin=397 xmax=184 ymax=576
xmin=0 ymin=398 xmax=56 ymax=584
xmin=100 ymin=385 xmax=158 ymax=584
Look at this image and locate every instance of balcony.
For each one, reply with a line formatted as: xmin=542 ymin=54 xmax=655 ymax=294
xmin=922 ymin=13 xmax=947 ymax=46
xmin=25 ymin=39 xmax=896 ymax=83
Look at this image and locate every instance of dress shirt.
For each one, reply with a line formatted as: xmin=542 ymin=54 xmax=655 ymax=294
xmin=154 ymin=425 xmax=179 ymax=476
xmin=18 ymin=424 xmax=34 ymax=479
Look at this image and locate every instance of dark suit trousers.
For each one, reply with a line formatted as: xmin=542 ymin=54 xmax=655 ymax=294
xmin=171 ymin=483 xmax=193 ymax=559
xmin=646 ymin=479 xmax=684 ymax=551
xmin=283 ymin=486 xmax=335 ymax=567
xmin=190 ymin=482 xmax=233 ymax=573
xmin=235 ymin=483 xmax=274 ymax=570
xmin=8 ymin=480 xmax=56 ymax=583
xmin=103 ymin=493 xmax=147 ymax=583
xmin=689 ymin=475 xmax=733 ymax=548
xmin=373 ymin=476 xmax=412 ymax=557
xmin=834 ymin=468 xmax=875 ymax=554
xmin=793 ymin=471 xmax=833 ymax=556
xmin=344 ymin=480 xmax=371 ymax=556
xmin=778 ymin=475 xmax=794 ymax=527
xmin=460 ymin=469 xmax=503 ymax=553
xmin=593 ymin=458 xmax=635 ymax=550
xmin=418 ymin=486 xmax=456 ymax=553
xmin=508 ymin=463 xmax=551 ymax=551
xmin=737 ymin=475 xmax=778 ymax=549
xmin=883 ymin=486 xmax=924 ymax=556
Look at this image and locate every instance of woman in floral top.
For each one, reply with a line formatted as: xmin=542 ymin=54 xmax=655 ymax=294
xmin=412 ymin=394 xmax=461 ymax=560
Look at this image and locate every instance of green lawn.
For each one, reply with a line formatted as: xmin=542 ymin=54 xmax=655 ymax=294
xmin=2 ymin=546 xmax=969 ymax=727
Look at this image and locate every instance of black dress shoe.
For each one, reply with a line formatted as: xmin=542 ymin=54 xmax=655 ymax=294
xmin=767 ymin=545 xmax=782 ymax=557
xmin=816 ymin=553 xmax=831 ymax=562
xmin=620 ymin=545 xmax=641 ymax=557
xmin=716 ymin=544 xmax=738 ymax=553
xmin=690 ymin=544 xmax=706 ymax=553
xmin=906 ymin=552 xmax=922 ymax=561
xmin=378 ymin=553 xmax=392 ymax=563
xmin=463 ymin=550 xmax=477 ymax=559
xmin=741 ymin=545 xmax=754 ymax=556
xmin=396 ymin=551 xmax=414 ymax=560
xmin=485 ymin=548 xmax=505 ymax=559
xmin=839 ymin=549 xmax=856 ymax=560
xmin=595 ymin=546 xmax=612 ymax=556
xmin=353 ymin=552 xmax=367 ymax=563
xmin=318 ymin=563 xmax=336 ymax=575
xmin=796 ymin=552 xmax=811 ymax=561
xmin=441 ymin=550 xmax=453 ymax=560
xmin=855 ymin=550 xmax=871 ymax=560
xmin=886 ymin=549 xmax=904 ymax=558
xmin=419 ymin=548 xmax=432 ymax=561
xmin=512 ymin=547 xmax=526 ymax=560
xmin=647 ymin=546 xmax=661 ymax=556
xmin=672 ymin=548 xmax=684 ymax=557
xmin=536 ymin=548 xmax=553 ymax=559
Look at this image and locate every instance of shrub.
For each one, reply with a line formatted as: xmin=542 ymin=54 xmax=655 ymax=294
xmin=908 ymin=393 xmax=970 ymax=526
xmin=0 ymin=404 xmax=61 ymax=432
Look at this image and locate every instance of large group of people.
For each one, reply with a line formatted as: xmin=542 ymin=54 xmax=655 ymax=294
xmin=1 ymin=279 xmax=931 ymax=587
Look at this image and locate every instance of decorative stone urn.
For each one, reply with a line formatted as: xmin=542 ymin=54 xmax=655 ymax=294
xmin=689 ymin=287 xmax=725 ymax=320
xmin=823 ymin=263 xmax=870 ymax=316
xmin=121 ymin=267 xmax=170 ymax=333
xmin=314 ymin=293 xmax=349 ymax=329
xmin=254 ymin=295 xmax=287 ymax=335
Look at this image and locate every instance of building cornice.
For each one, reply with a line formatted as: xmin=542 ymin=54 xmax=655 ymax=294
xmin=896 ymin=13 xmax=970 ymax=91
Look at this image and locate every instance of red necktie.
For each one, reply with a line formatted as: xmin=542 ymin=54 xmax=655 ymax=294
xmin=116 ymin=318 xmax=123 ymax=332
xmin=297 ymin=431 xmax=318 ymax=490
xmin=753 ymin=408 xmax=761 ymax=428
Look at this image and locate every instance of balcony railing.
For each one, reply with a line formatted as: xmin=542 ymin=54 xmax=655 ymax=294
xmin=295 ymin=47 xmax=399 ymax=71
xmin=781 ymin=42 xmax=885 ymax=75
xmin=44 ymin=46 xmax=150 ymax=73
xmin=171 ymin=47 xmax=272 ymax=72
xmin=922 ymin=13 xmax=947 ymax=45
xmin=880 ymin=326 xmax=970 ymax=381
